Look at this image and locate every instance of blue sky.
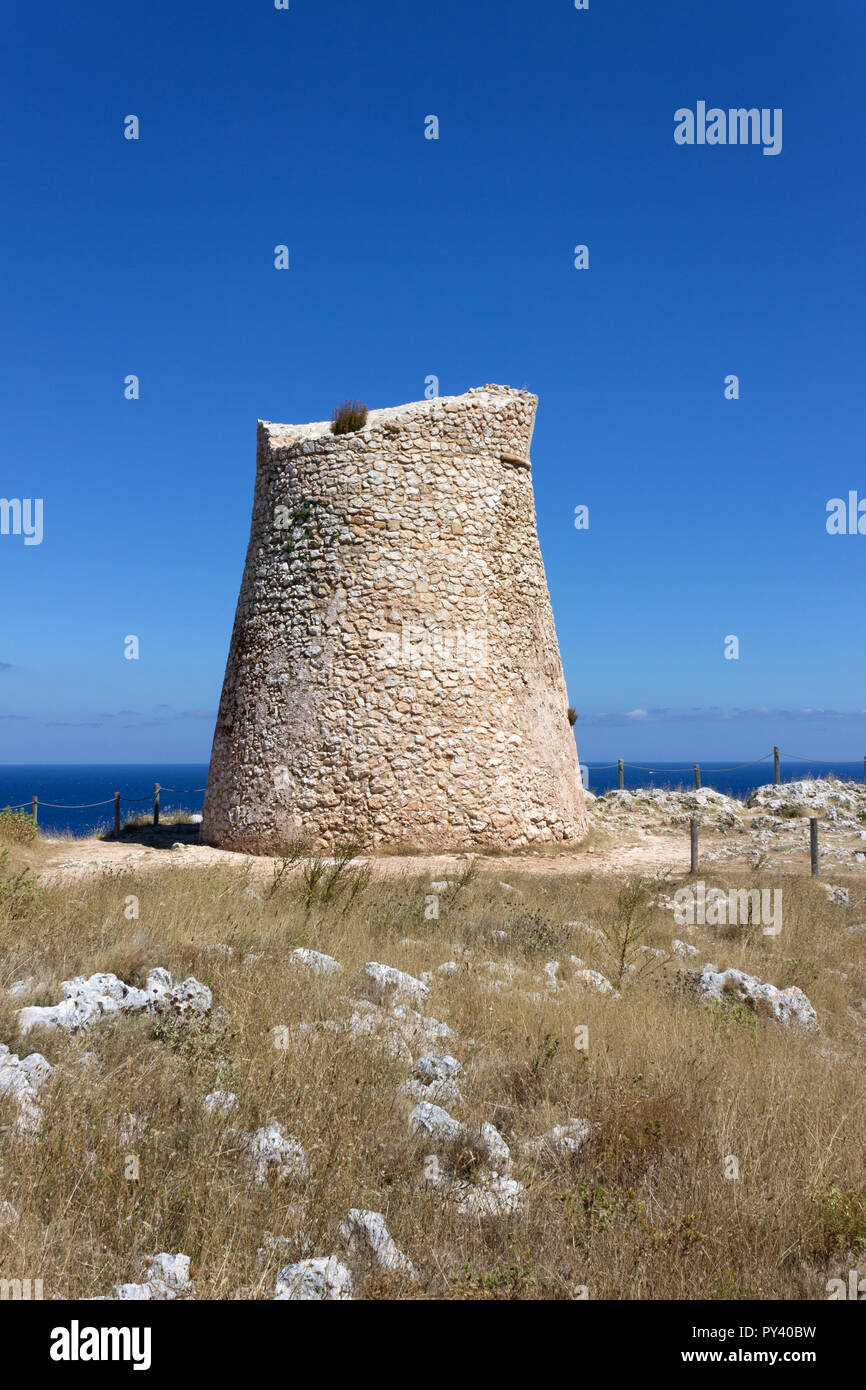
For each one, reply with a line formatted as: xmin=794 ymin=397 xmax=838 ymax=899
xmin=1 ymin=0 xmax=864 ymax=763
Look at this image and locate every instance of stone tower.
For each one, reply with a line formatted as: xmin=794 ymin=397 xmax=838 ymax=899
xmin=202 ymin=385 xmax=586 ymax=852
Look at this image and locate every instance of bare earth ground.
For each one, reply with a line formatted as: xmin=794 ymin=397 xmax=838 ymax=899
xmin=38 ymin=830 xmax=681 ymax=883
xmin=36 ymin=788 xmax=864 ymax=885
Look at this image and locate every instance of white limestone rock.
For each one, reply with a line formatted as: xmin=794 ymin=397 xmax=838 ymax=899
xmin=455 ymin=1174 xmax=525 ymax=1216
xmin=16 ymin=968 xmax=212 ymax=1036
xmin=242 ymin=1123 xmax=309 ymax=1184
xmin=357 ymin=961 xmax=430 ymax=1009
xmin=413 ymin=1053 xmax=463 ymax=1083
xmin=273 ymin=1256 xmax=353 ymax=1300
xmin=521 ymin=1119 xmax=591 ymax=1158
xmin=411 ymin=1103 xmax=510 ymax=1172
xmin=424 ymin=1165 xmax=525 ymax=1217
xmin=572 ymin=968 xmax=620 ymax=998
xmin=747 ymin=779 xmax=865 ymax=831
xmin=694 ymin=966 xmax=818 ymax=1029
xmin=202 ymin=1090 xmax=238 ymax=1116
xmin=478 ymin=1121 xmax=511 ymax=1172
xmin=143 ymin=970 xmax=212 ymax=1020
xmin=338 ymin=1209 xmax=416 ymax=1277
xmin=289 ymin=948 xmax=342 ymax=976
xmin=273 ymin=991 xmax=454 ymax=1068
xmin=410 ymin=1101 xmax=464 ymax=1146
xmin=0 ymin=1042 xmax=53 ymax=1132
xmin=435 ymin=961 xmax=462 ymax=978
xmin=400 ymin=1053 xmax=464 ymax=1106
xmin=398 ymin=1076 xmax=463 ymax=1107
xmin=824 ymin=885 xmax=850 ymax=906
xmin=672 ymin=939 xmax=698 ymax=958
xmin=114 ymin=1252 xmax=192 ymax=1301
xmin=6 ymin=978 xmax=39 ymax=997
xmin=341 ymin=1006 xmax=414 ymax=1065
xmin=142 ymin=1252 xmax=191 ymax=1297
xmin=595 ymin=786 xmax=741 ymax=830
xmin=389 ymin=1003 xmax=456 ymax=1051
xmin=17 ymin=1051 xmax=52 ymax=1089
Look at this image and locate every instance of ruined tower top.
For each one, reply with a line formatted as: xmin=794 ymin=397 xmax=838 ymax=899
xmin=202 ymin=384 xmax=586 ymax=852
xmin=259 ymin=382 xmax=534 ymax=452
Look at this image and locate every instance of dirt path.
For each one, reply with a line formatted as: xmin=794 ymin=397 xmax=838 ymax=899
xmin=37 ymin=827 xmax=693 ymax=884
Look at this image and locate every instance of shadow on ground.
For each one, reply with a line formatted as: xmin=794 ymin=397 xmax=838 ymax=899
xmin=101 ymin=822 xmax=203 ymax=850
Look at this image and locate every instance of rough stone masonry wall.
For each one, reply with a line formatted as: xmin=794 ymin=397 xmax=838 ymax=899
xmin=202 ymin=384 xmax=587 ymax=852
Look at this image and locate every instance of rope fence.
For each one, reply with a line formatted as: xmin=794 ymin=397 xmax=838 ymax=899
xmin=586 ymin=747 xmax=866 ymax=792
xmin=2 ymin=747 xmax=865 ymax=832
xmin=1 ymin=783 xmax=207 ymax=833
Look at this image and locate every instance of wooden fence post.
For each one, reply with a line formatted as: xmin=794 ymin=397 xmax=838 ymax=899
xmin=114 ymin=792 xmax=121 ymax=838
xmin=690 ymin=817 xmax=699 ymax=873
xmin=774 ymin=746 xmax=780 ymax=785
xmin=153 ymin=783 xmax=160 ymax=827
xmin=810 ymin=817 xmax=819 ymax=876
xmin=30 ymin=796 xmax=37 ymax=825
xmin=617 ymin=759 xmax=624 ymax=790
xmin=693 ymin=763 xmax=701 ymax=789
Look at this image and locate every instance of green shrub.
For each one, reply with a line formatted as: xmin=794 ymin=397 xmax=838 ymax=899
xmin=508 ymin=907 xmax=566 ymax=959
xmin=599 ymin=876 xmax=652 ymax=985
xmin=0 ymin=807 xmax=38 ymax=845
xmin=810 ymin=1184 xmax=866 ymax=1256
xmin=0 ymin=849 xmax=44 ymax=917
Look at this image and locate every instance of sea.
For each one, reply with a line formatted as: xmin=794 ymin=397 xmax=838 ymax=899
xmin=1 ymin=760 xmax=863 ymax=838
xmin=0 ymin=765 xmax=210 ymax=837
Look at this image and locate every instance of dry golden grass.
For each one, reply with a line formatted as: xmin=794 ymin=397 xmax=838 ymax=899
xmin=1 ymin=832 xmax=865 ymax=1300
